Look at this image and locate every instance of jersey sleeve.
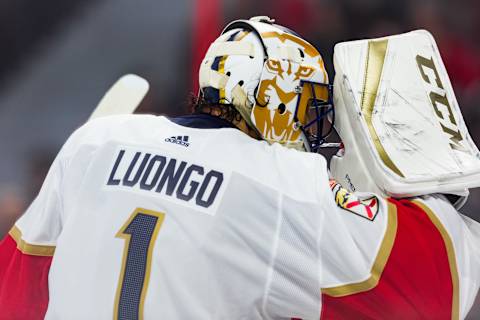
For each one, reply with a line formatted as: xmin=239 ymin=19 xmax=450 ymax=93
xmin=260 ymin=154 xmax=391 ymax=319
xmin=0 ymin=123 xmax=92 ymax=319
xmin=262 ymin=192 xmax=325 ymax=319
xmin=419 ymin=194 xmax=480 ymax=318
xmin=261 ymin=155 xmax=328 ymax=319
xmin=0 ymin=155 xmax=63 ymax=318
xmin=318 ymin=181 xmax=392 ymax=295
xmin=461 ymin=214 xmax=480 ymax=263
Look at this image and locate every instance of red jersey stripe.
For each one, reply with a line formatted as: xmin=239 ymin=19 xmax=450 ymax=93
xmin=321 ymin=198 xmax=459 ymax=320
xmin=0 ymin=232 xmax=53 ymax=319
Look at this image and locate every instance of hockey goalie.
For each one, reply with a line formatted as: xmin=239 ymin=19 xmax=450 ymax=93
xmin=0 ymin=17 xmax=479 ymax=320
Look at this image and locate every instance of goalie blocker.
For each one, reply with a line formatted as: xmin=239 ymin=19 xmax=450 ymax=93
xmin=331 ymin=30 xmax=480 ymax=207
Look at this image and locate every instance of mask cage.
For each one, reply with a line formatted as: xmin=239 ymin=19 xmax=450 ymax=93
xmin=294 ymin=81 xmax=335 ymax=152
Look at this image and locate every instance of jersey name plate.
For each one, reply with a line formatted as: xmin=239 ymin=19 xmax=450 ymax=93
xmin=105 ymin=146 xmax=228 ymax=215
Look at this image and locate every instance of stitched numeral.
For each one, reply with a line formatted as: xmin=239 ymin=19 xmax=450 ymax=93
xmin=114 ymin=208 xmax=165 ymax=320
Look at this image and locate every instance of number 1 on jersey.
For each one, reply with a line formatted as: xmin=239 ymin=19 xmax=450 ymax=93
xmin=114 ymin=208 xmax=165 ymax=320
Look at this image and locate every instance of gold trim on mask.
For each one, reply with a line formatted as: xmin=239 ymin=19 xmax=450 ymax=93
xmin=261 ymin=31 xmax=320 ymax=57
xmin=296 ymin=82 xmax=329 ymax=124
xmin=235 ymin=30 xmax=250 ymax=41
xmin=259 ymin=31 xmax=327 ymax=82
xmin=294 ymin=65 xmax=314 ymax=81
xmin=318 ymin=58 xmax=328 ymax=83
xmin=266 ymin=59 xmax=285 ymax=79
xmin=411 ymin=200 xmax=460 ymax=320
xmin=8 ymin=225 xmax=56 ymax=256
xmin=218 ymin=55 xmax=228 ymax=103
xmin=361 ymin=40 xmax=404 ymax=177
xmin=256 ymin=76 xmax=297 ymax=107
xmin=322 ymin=201 xmax=397 ymax=297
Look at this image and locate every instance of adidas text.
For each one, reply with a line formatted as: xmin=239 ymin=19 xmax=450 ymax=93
xmin=165 ymin=135 xmax=190 ymax=147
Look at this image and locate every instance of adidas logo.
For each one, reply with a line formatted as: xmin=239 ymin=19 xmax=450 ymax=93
xmin=165 ymin=135 xmax=190 ymax=147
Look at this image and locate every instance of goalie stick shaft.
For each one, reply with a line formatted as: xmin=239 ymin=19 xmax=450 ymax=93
xmin=89 ymin=74 xmax=150 ymax=120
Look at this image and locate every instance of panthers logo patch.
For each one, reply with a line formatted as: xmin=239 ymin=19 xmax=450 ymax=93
xmin=330 ymin=180 xmax=379 ymax=221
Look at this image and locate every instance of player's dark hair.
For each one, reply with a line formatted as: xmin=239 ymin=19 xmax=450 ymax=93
xmin=189 ymin=93 xmax=243 ymax=124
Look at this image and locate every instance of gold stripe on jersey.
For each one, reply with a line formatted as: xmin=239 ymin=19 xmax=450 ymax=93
xmin=361 ymin=39 xmax=404 ymax=177
xmin=412 ymin=200 xmax=460 ymax=320
xmin=322 ymin=201 xmax=398 ymax=297
xmin=8 ymin=225 xmax=56 ymax=256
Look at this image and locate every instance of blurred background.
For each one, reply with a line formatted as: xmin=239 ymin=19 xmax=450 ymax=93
xmin=0 ymin=0 xmax=478 ymax=317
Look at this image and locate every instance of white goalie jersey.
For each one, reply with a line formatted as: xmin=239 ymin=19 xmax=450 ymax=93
xmin=2 ymin=114 xmax=480 ymax=319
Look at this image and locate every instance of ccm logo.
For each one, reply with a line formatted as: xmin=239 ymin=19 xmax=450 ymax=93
xmin=416 ymin=55 xmax=467 ymax=152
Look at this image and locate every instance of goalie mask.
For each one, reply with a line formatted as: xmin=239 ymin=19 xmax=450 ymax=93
xmin=330 ymin=30 xmax=480 ymax=207
xmin=199 ymin=16 xmax=333 ymax=151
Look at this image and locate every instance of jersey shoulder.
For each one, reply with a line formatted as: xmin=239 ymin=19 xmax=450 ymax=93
xmin=71 ymin=114 xmax=160 ymax=146
xmin=225 ymin=139 xmax=330 ymax=204
xmin=75 ymin=114 xmax=330 ymax=204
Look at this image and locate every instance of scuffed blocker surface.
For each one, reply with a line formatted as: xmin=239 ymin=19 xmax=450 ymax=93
xmin=333 ymin=30 xmax=480 ymax=195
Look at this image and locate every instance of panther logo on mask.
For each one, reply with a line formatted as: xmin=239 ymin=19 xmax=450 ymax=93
xmin=251 ymin=32 xmax=328 ymax=149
